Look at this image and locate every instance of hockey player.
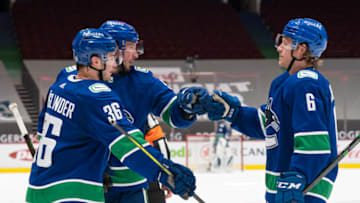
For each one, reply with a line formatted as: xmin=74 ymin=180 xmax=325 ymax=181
xmin=202 ymin=18 xmax=338 ymax=203
xmin=26 ymin=28 xmax=196 ymax=203
xmin=144 ymin=113 xmax=172 ymax=202
xmin=36 ymin=20 xmax=209 ymax=202
xmin=208 ymin=122 xmax=233 ymax=171
xmin=99 ymin=20 xmax=210 ymax=203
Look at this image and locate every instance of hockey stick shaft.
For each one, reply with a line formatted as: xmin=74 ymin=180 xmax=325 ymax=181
xmin=9 ymin=103 xmax=36 ymax=157
xmin=303 ymin=134 xmax=360 ymax=195
xmin=110 ymin=121 xmax=172 ymax=176
xmin=110 ymin=121 xmax=205 ymax=203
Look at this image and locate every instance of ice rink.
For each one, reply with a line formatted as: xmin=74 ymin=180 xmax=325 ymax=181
xmin=1 ymin=169 xmax=359 ymax=203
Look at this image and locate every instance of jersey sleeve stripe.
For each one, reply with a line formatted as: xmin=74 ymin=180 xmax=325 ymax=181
xmin=120 ymin=142 xmax=151 ymax=163
xmin=160 ymin=96 xmax=177 ymax=128
xmin=109 ymin=130 xmax=149 ymax=161
xmin=110 ymin=167 xmax=146 ymax=186
xmin=294 ymin=150 xmax=331 ymax=154
xmin=307 ymin=177 xmax=334 ymax=201
xmin=108 ymin=129 xmax=141 ymax=151
xmin=109 ymin=166 xmax=129 ymax=170
xmin=112 ymin=179 xmax=147 ymax=187
xmin=294 ymin=131 xmax=329 ymax=137
xmin=265 ymin=170 xmax=280 ymax=193
xmin=53 ymin=198 xmax=103 ymax=203
xmin=294 ymin=132 xmax=330 ymax=153
xmin=26 ymin=180 xmax=103 ymax=203
xmin=257 ymin=108 xmax=267 ymax=136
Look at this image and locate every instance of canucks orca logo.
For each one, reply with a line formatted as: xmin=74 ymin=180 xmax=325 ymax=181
xmin=265 ymin=98 xmax=280 ymax=132
xmin=123 ymin=109 xmax=134 ymax=123
xmin=264 ymin=98 xmax=280 ymax=149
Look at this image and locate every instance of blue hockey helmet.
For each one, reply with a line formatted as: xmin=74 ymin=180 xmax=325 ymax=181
xmin=281 ymin=18 xmax=327 ymax=57
xmin=99 ymin=20 xmax=139 ymax=50
xmin=72 ymin=28 xmax=117 ymax=66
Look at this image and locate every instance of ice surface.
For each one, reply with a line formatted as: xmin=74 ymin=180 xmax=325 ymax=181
xmin=1 ymin=169 xmax=359 ymax=203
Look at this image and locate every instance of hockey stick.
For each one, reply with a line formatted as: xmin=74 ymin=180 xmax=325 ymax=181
xmin=9 ymin=103 xmax=36 ymax=157
xmin=303 ymin=134 xmax=360 ymax=195
xmin=110 ymin=121 xmax=205 ymax=203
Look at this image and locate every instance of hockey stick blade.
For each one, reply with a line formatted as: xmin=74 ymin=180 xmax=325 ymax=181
xmin=9 ymin=102 xmax=36 ymax=157
xmin=110 ymin=120 xmax=205 ymax=203
xmin=303 ymin=134 xmax=360 ymax=195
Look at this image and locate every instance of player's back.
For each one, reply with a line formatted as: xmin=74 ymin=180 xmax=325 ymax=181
xmin=27 ymin=74 xmax=112 ymax=202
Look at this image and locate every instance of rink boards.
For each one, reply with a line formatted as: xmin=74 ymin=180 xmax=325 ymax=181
xmin=0 ymin=140 xmax=360 ymax=172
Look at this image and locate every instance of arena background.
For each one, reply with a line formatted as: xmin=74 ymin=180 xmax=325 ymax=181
xmin=0 ymin=0 xmax=359 ymax=171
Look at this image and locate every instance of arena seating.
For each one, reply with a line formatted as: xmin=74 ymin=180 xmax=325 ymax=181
xmin=12 ymin=0 xmax=263 ymax=59
xmin=261 ymin=0 xmax=360 ymax=57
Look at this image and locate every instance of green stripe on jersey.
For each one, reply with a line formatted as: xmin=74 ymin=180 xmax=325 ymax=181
xmin=265 ymin=171 xmax=279 ymax=193
xmin=26 ymin=180 xmax=104 ymax=203
xmin=111 ymin=167 xmax=146 ymax=186
xmin=308 ymin=178 xmax=333 ymax=200
xmin=160 ymin=97 xmax=177 ymax=128
xmin=110 ymin=130 xmax=148 ymax=161
xmin=294 ymin=132 xmax=330 ymax=153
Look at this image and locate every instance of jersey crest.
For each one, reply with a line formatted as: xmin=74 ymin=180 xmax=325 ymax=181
xmin=134 ymin=66 xmax=149 ymax=73
xmin=297 ymin=70 xmax=318 ymax=80
xmin=65 ymin=65 xmax=77 ymax=73
xmin=89 ymin=83 xmax=111 ymax=93
xmin=265 ymin=97 xmax=280 ymax=149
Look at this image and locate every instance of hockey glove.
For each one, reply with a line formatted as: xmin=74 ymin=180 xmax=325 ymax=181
xmin=206 ymin=90 xmax=241 ymax=123
xmin=177 ymin=87 xmax=211 ymax=115
xmin=159 ymin=159 xmax=196 ymax=200
xmin=275 ymin=171 xmax=306 ymax=203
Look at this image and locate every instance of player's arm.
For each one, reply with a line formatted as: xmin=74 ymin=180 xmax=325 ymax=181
xmin=205 ymin=90 xmax=265 ymax=139
xmin=149 ymin=73 xmax=208 ymax=128
xmin=84 ymin=89 xmax=195 ymax=197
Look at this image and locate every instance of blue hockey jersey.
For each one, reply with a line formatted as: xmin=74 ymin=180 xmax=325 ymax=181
xmin=37 ymin=65 xmax=196 ymax=192
xmin=231 ymin=68 xmax=338 ymax=202
xmin=105 ymin=66 xmax=196 ymax=191
xmin=27 ymin=74 xmax=164 ymax=203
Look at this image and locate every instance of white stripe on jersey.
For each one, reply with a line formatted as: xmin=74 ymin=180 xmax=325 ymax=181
xmin=28 ymin=179 xmax=102 ymax=189
xmin=294 ymin=131 xmax=329 ymax=137
xmin=294 ymin=150 xmax=331 ymax=154
xmin=53 ymin=198 xmax=103 ymax=203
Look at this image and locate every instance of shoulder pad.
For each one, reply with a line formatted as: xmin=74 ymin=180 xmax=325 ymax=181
xmin=134 ymin=66 xmax=149 ymax=73
xmin=297 ymin=70 xmax=318 ymax=80
xmin=88 ymin=83 xmax=111 ymax=93
xmin=65 ymin=65 xmax=77 ymax=73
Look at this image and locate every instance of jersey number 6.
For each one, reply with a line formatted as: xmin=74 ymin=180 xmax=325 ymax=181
xmin=306 ymin=93 xmax=316 ymax=111
xmin=36 ymin=113 xmax=63 ymax=168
